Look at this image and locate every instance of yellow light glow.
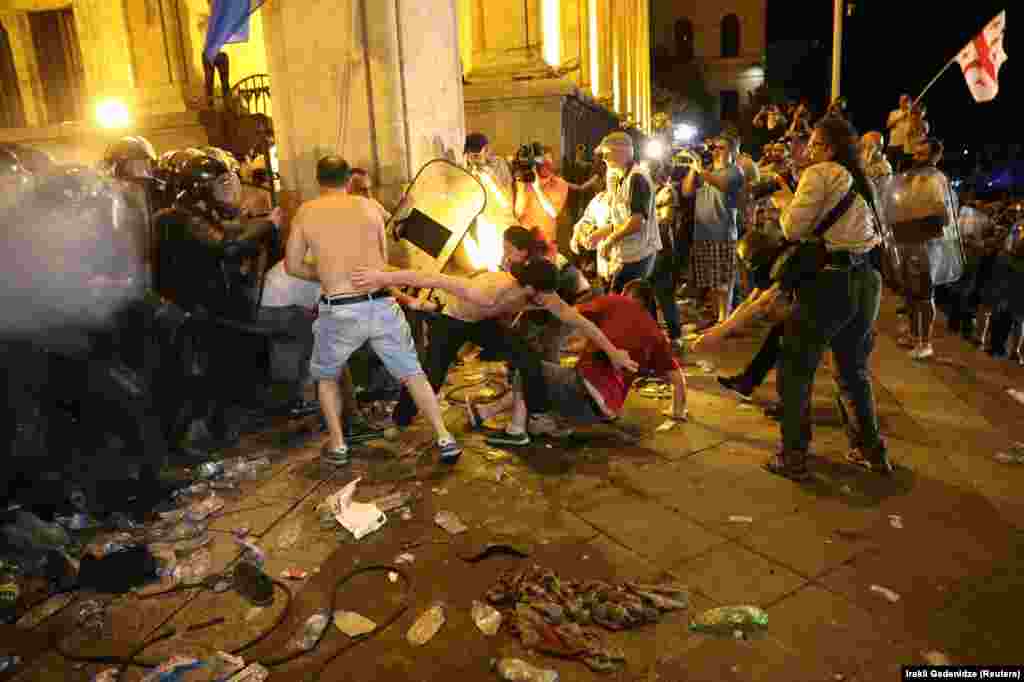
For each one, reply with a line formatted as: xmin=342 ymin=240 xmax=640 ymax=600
xmin=477 ymin=170 xmax=510 ymax=210
xmin=463 ymin=215 xmax=504 ymax=272
xmin=95 ymin=98 xmax=131 ymax=129
xmin=542 ymin=0 xmax=561 ymax=67
xmin=589 ymin=0 xmax=599 ymax=96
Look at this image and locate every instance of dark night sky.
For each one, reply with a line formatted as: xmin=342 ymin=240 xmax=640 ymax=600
xmin=766 ymin=0 xmax=1014 ymax=158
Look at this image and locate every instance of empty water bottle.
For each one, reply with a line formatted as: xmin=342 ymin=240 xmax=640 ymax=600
xmin=407 ymin=603 xmax=446 ymax=645
xmin=297 ymin=610 xmax=331 ymax=651
xmin=689 ymin=605 xmax=768 ymax=635
xmin=492 ymin=658 xmax=559 ymax=682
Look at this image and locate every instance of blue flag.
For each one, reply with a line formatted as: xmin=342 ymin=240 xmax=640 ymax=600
xmin=203 ymin=0 xmax=265 ymax=61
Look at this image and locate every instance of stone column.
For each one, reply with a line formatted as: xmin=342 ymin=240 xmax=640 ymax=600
xmin=73 ymin=0 xmax=136 ymax=108
xmin=263 ymin=0 xmax=464 ymax=205
xmin=0 ymin=12 xmax=43 ymax=127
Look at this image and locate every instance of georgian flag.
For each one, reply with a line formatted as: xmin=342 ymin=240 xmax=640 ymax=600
xmin=956 ymin=11 xmax=1008 ymax=103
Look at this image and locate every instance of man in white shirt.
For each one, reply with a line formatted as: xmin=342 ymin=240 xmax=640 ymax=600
xmin=885 ymin=94 xmax=913 ymax=173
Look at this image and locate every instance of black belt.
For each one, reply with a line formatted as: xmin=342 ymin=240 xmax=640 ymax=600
xmin=319 ymin=289 xmax=390 ymax=305
xmin=825 ymin=251 xmax=866 ymax=268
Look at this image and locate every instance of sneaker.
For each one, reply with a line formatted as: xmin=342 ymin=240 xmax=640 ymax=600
xmin=845 ymin=445 xmax=893 ymax=475
xmin=717 ymin=375 xmax=753 ymax=402
xmin=321 ymin=443 xmax=350 ymax=466
xmin=344 ymin=418 xmax=387 ymax=444
xmin=486 ymin=430 xmax=531 ymax=447
xmin=909 ymin=344 xmax=934 ymax=360
xmin=438 ymin=438 xmax=462 ymax=464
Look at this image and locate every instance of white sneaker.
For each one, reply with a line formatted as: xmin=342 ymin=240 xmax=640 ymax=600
xmin=909 ymin=344 xmax=934 ymax=360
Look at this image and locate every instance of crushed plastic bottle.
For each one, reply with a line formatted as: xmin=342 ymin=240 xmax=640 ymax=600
xmin=296 ymin=610 xmax=331 ymax=651
xmin=472 ymin=600 xmax=503 ymax=636
xmin=689 ymin=605 xmax=768 ymax=635
xmin=492 ymin=658 xmax=559 ymax=682
xmin=407 ymin=603 xmax=446 ymax=645
xmin=2 ymin=511 xmax=71 ymax=554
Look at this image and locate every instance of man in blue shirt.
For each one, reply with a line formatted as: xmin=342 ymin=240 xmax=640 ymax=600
xmin=682 ymin=136 xmax=744 ymax=324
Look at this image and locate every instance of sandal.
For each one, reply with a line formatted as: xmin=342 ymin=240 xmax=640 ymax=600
xmin=763 ymin=452 xmax=810 ymax=481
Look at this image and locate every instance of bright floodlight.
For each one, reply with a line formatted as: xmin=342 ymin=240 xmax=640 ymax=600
xmin=645 ymin=139 xmax=666 ymax=159
xmin=96 ymin=99 xmax=131 ymax=129
xmin=674 ymin=123 xmax=698 ymax=143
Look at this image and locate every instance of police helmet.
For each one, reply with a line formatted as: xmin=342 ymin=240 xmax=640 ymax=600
xmin=103 ymin=136 xmax=157 ymax=179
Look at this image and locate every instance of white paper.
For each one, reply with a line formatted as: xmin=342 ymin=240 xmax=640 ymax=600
xmin=323 ymin=478 xmax=387 ymax=540
xmin=655 ymin=419 xmax=676 ymax=432
xmin=334 ymin=610 xmax=377 ymax=636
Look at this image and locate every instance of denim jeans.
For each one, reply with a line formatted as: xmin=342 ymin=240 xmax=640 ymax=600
xmin=779 ymin=263 xmax=883 ymax=454
xmin=650 ymin=250 xmax=681 ymax=339
xmin=610 ymin=253 xmax=655 ymax=293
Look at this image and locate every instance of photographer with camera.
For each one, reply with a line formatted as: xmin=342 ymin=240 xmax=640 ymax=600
xmin=682 ymin=135 xmax=745 ymax=324
xmin=753 ymin=104 xmax=789 ymax=142
xmin=513 ymin=142 xmax=570 ymax=253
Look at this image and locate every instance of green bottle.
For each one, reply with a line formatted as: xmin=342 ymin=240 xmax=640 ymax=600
xmin=689 ymin=605 xmax=768 ymax=635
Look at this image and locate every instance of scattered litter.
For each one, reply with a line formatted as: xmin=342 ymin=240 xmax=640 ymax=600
xmin=472 ymin=600 xmax=503 ymax=636
xmin=334 ymin=610 xmax=377 ymax=637
xmin=869 ymin=584 xmax=901 ymax=602
xmin=495 ymin=466 xmax=506 ymax=482
xmin=690 ymin=606 xmax=768 ymax=635
xmin=395 ymin=553 xmax=416 ymax=565
xmin=696 ymin=360 xmax=716 ymax=373
xmin=493 ymin=658 xmax=559 ymax=681
xmin=401 ymin=510 xmax=413 ymax=521
xmin=91 ymin=667 xmax=118 ymax=681
xmin=839 ymin=484 xmax=854 ymax=495
xmin=205 ymin=653 xmax=245 ymax=680
xmin=226 ymin=663 xmax=269 ymax=682
xmin=372 ymin=491 xmax=412 ymax=512
xmin=388 ymin=571 xmax=399 ymax=583
xmin=1007 ymin=388 xmax=1024 ymax=406
xmin=993 ymin=452 xmax=1024 ymax=464
xmin=728 ymin=515 xmax=754 ymax=524
xmin=655 ymin=419 xmax=677 ymax=433
xmin=280 ymin=568 xmax=308 ymax=580
xmin=55 ymin=512 xmax=100 ymax=531
xmin=888 ymin=514 xmax=904 ymax=529
xmin=407 ymin=603 xmax=446 ymax=645
xmin=733 ymin=629 xmax=745 ymax=640
xmin=295 ymin=610 xmax=331 ymax=651
xmin=186 ymin=495 xmax=225 ymax=522
xmin=321 ymin=479 xmax=387 ymax=541
xmin=233 ymin=526 xmax=252 ymax=538
xmin=196 ymin=461 xmax=225 ymax=480
xmin=74 ymin=599 xmax=108 ymax=637
xmin=140 ymin=656 xmax=202 ymax=682
xmin=245 ymin=607 xmax=265 ymax=622
xmin=234 ymin=537 xmax=266 ymax=567
xmin=487 ymin=566 xmax=686 ymax=671
xmin=435 ymin=511 xmax=469 ymax=535
xmin=432 ymin=487 xmax=449 ymax=496
xmin=923 ymin=651 xmax=951 ymax=665
xmin=172 ymin=549 xmax=212 ymax=585
xmin=738 ymin=403 xmax=754 ymax=410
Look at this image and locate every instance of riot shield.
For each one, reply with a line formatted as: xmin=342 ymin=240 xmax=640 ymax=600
xmin=389 ymin=159 xmax=487 ymax=275
xmin=881 ymin=167 xmax=964 ymax=292
xmin=869 ymin=174 xmax=902 ymax=291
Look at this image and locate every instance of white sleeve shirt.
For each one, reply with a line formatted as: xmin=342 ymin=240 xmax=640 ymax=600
xmin=780 ymin=162 xmax=881 ymax=254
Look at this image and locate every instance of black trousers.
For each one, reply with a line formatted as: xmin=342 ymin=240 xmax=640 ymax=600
xmin=737 ymin=321 xmax=784 ymax=388
xmin=203 ymin=52 xmax=231 ymax=105
xmin=393 ymin=314 xmax=550 ymax=427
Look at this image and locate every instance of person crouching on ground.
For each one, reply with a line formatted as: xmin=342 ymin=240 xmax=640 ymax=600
xmin=468 ymin=279 xmax=688 ymax=447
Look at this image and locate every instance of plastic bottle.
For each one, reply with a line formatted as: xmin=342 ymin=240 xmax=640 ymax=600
xmin=471 ymin=600 xmax=503 ymax=636
xmin=492 ymin=658 xmax=559 ymax=682
xmin=297 ymin=610 xmax=331 ymax=651
xmin=689 ymin=605 xmax=768 ymax=635
xmin=0 ymin=562 xmax=19 ymax=625
xmin=406 ymin=603 xmax=446 ymax=645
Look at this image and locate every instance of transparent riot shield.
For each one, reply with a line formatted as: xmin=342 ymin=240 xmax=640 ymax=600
xmin=881 ymin=168 xmax=964 ymax=294
xmin=388 ymin=159 xmax=487 ymax=275
xmin=870 ymin=174 xmax=902 ymax=291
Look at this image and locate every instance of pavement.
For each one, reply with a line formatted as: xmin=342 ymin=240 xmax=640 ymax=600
xmin=8 ymin=292 xmax=1024 ymax=682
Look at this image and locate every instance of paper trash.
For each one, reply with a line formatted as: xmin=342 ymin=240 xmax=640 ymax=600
xmin=321 ymin=478 xmax=387 ymax=540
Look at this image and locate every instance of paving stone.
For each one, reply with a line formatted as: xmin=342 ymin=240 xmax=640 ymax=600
xmin=735 ymin=512 xmax=877 ymax=579
xmin=209 ymin=499 xmax=297 ymax=536
xmin=579 ymin=498 xmax=727 ymax=568
xmin=672 ymin=542 xmax=808 ymax=608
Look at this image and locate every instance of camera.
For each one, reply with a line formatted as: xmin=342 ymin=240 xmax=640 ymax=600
xmin=513 ymin=142 xmax=546 ymax=184
xmin=748 ymin=169 xmax=797 ymax=201
xmin=672 ymin=143 xmax=713 ymax=172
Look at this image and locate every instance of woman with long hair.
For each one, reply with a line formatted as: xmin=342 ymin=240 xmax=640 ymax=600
xmin=765 ymin=116 xmax=891 ymax=480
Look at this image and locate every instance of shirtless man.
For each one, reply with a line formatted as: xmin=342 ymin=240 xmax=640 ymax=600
xmin=285 ymin=156 xmax=461 ymax=466
xmin=352 ymin=226 xmax=639 ymax=436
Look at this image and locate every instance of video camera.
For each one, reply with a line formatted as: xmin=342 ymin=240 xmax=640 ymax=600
xmin=672 ymin=143 xmax=713 ymax=172
xmin=513 ymin=142 xmax=546 ymax=184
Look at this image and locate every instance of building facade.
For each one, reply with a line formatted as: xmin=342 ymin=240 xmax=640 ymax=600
xmin=457 ymin=0 xmax=652 ymax=162
xmin=650 ymin=0 xmax=765 ymax=124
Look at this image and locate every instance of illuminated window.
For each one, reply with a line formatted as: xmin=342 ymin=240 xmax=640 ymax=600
xmin=721 ymin=14 xmax=740 ymax=58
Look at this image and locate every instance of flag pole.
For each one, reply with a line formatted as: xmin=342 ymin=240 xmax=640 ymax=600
xmin=913 ymin=55 xmax=958 ymax=105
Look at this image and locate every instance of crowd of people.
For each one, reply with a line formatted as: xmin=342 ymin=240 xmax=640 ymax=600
xmin=2 ymin=89 xmax=1022 ymax=512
